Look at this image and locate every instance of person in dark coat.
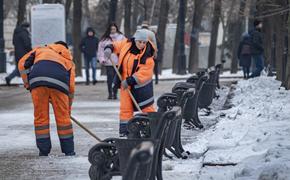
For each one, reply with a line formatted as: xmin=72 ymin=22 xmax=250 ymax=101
xmin=5 ymin=22 xmax=32 ymax=86
xmin=80 ymin=27 xmax=99 ymax=85
xmin=249 ymin=20 xmax=264 ymax=78
xmin=238 ymin=32 xmax=252 ymax=79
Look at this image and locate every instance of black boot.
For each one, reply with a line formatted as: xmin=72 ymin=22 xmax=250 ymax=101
xmin=113 ymin=93 xmax=117 ymax=99
xmin=5 ymin=77 xmax=10 ymax=86
xmin=39 ymin=152 xmax=49 ymax=156
xmin=108 ymin=94 xmax=113 ymax=99
xmin=119 ymin=122 xmax=129 ymax=137
xmin=65 ymin=152 xmax=76 ymax=156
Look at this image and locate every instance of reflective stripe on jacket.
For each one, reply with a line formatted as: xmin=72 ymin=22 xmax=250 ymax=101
xmin=18 ymin=44 xmax=75 ymax=98
xmin=113 ymin=39 xmax=155 ymax=110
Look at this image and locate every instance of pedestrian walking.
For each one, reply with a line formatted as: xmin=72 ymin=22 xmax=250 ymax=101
xmin=249 ymin=20 xmax=264 ymax=78
xmin=238 ymin=32 xmax=252 ymax=79
xmin=80 ymin=27 xmax=99 ymax=85
xmin=98 ymin=23 xmax=125 ymax=99
xmin=5 ymin=22 xmax=32 ymax=86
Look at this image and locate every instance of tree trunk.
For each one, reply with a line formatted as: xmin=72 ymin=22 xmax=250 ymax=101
xmin=16 ymin=0 xmax=27 ymax=26
xmin=208 ymin=0 xmax=221 ymax=68
xmin=149 ymin=0 xmax=156 ymax=25
xmin=263 ymin=16 xmax=274 ymax=74
xmin=83 ymin=0 xmax=90 ymax=25
xmin=115 ymin=0 xmax=124 ymax=28
xmin=143 ymin=0 xmax=148 ymax=21
xmin=54 ymin=0 xmax=63 ymax=3
xmin=108 ymin=0 xmax=118 ymax=24
xmin=274 ymin=13 xmax=286 ymax=81
xmin=188 ymin=0 xmax=206 ymax=73
xmin=231 ymin=0 xmax=245 ymax=73
xmin=132 ymin=0 xmax=140 ymax=33
xmin=124 ymin=0 xmax=132 ymax=37
xmin=220 ymin=0 xmax=236 ymax=68
xmin=43 ymin=0 xmax=54 ymax=3
xmin=73 ymin=0 xmax=82 ymax=76
xmin=173 ymin=0 xmax=187 ymax=74
xmin=285 ymin=0 xmax=290 ymax=89
xmin=156 ymin=0 xmax=169 ymax=74
xmin=65 ymin=0 xmax=72 ymax=22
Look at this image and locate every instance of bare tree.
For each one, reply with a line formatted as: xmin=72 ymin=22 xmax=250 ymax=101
xmin=54 ymin=0 xmax=63 ymax=3
xmin=115 ymin=0 xmax=124 ymax=28
xmin=156 ymin=0 xmax=169 ymax=74
xmin=124 ymin=0 xmax=132 ymax=37
xmin=230 ymin=0 xmax=245 ymax=73
xmin=108 ymin=0 xmax=118 ymax=24
xmin=65 ymin=0 xmax=72 ymax=22
xmin=16 ymin=0 xmax=27 ymax=26
xmin=83 ymin=0 xmax=91 ymax=25
xmin=208 ymin=0 xmax=222 ymax=68
xmin=149 ymin=0 xmax=156 ymax=25
xmin=143 ymin=0 xmax=149 ymax=20
xmin=172 ymin=0 xmax=187 ymax=74
xmin=188 ymin=0 xmax=207 ymax=73
xmin=219 ymin=0 xmax=235 ymax=67
xmin=132 ymin=0 xmax=140 ymax=33
xmin=3 ymin=1 xmax=16 ymax=19
xmin=285 ymin=0 xmax=290 ymax=89
xmin=72 ymin=0 xmax=82 ymax=76
xmin=43 ymin=0 xmax=54 ymax=3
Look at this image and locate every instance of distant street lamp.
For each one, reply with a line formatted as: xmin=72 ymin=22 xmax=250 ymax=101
xmin=0 ymin=0 xmax=6 ymax=73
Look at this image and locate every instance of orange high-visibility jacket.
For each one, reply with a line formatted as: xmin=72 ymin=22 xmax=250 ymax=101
xmin=112 ymin=39 xmax=155 ymax=109
xmin=18 ymin=44 xmax=75 ymax=102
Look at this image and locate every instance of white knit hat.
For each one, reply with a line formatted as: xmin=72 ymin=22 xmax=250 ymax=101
xmin=133 ymin=29 xmax=148 ymax=42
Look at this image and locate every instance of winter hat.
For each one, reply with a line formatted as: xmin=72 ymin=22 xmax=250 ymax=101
xmin=253 ymin=19 xmax=262 ymax=27
xmin=20 ymin=22 xmax=30 ymax=28
xmin=134 ymin=29 xmax=148 ymax=42
xmin=141 ymin=20 xmax=149 ymax=28
xmin=86 ymin=27 xmax=95 ymax=35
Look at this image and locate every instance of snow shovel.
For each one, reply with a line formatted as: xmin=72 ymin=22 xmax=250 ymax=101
xmin=108 ymin=58 xmax=142 ymax=112
xmin=70 ymin=116 xmax=102 ymax=142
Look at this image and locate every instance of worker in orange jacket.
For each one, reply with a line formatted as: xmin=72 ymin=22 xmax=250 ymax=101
xmin=104 ymin=29 xmax=156 ymax=136
xmin=18 ymin=41 xmax=76 ymax=156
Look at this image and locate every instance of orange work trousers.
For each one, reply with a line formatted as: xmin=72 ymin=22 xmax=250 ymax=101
xmin=119 ymin=88 xmax=155 ymax=122
xmin=31 ymin=87 xmax=74 ymax=154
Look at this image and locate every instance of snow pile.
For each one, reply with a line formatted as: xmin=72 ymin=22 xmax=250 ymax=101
xmin=169 ymin=76 xmax=290 ymax=179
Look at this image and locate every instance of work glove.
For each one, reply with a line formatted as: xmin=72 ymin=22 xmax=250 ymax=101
xmin=121 ymin=80 xmax=129 ymax=89
xmin=104 ymin=48 xmax=112 ymax=59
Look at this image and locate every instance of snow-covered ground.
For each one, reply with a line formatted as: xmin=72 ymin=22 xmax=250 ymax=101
xmin=1 ymin=73 xmax=289 ymax=179
xmin=167 ymin=76 xmax=290 ymax=180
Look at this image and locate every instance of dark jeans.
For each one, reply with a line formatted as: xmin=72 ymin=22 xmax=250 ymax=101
xmin=242 ymin=66 xmax=250 ymax=79
xmin=250 ymin=54 xmax=264 ymax=78
xmin=84 ymin=56 xmax=96 ymax=82
xmin=6 ymin=63 xmax=20 ymax=82
xmin=106 ymin=66 xmax=118 ymax=97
